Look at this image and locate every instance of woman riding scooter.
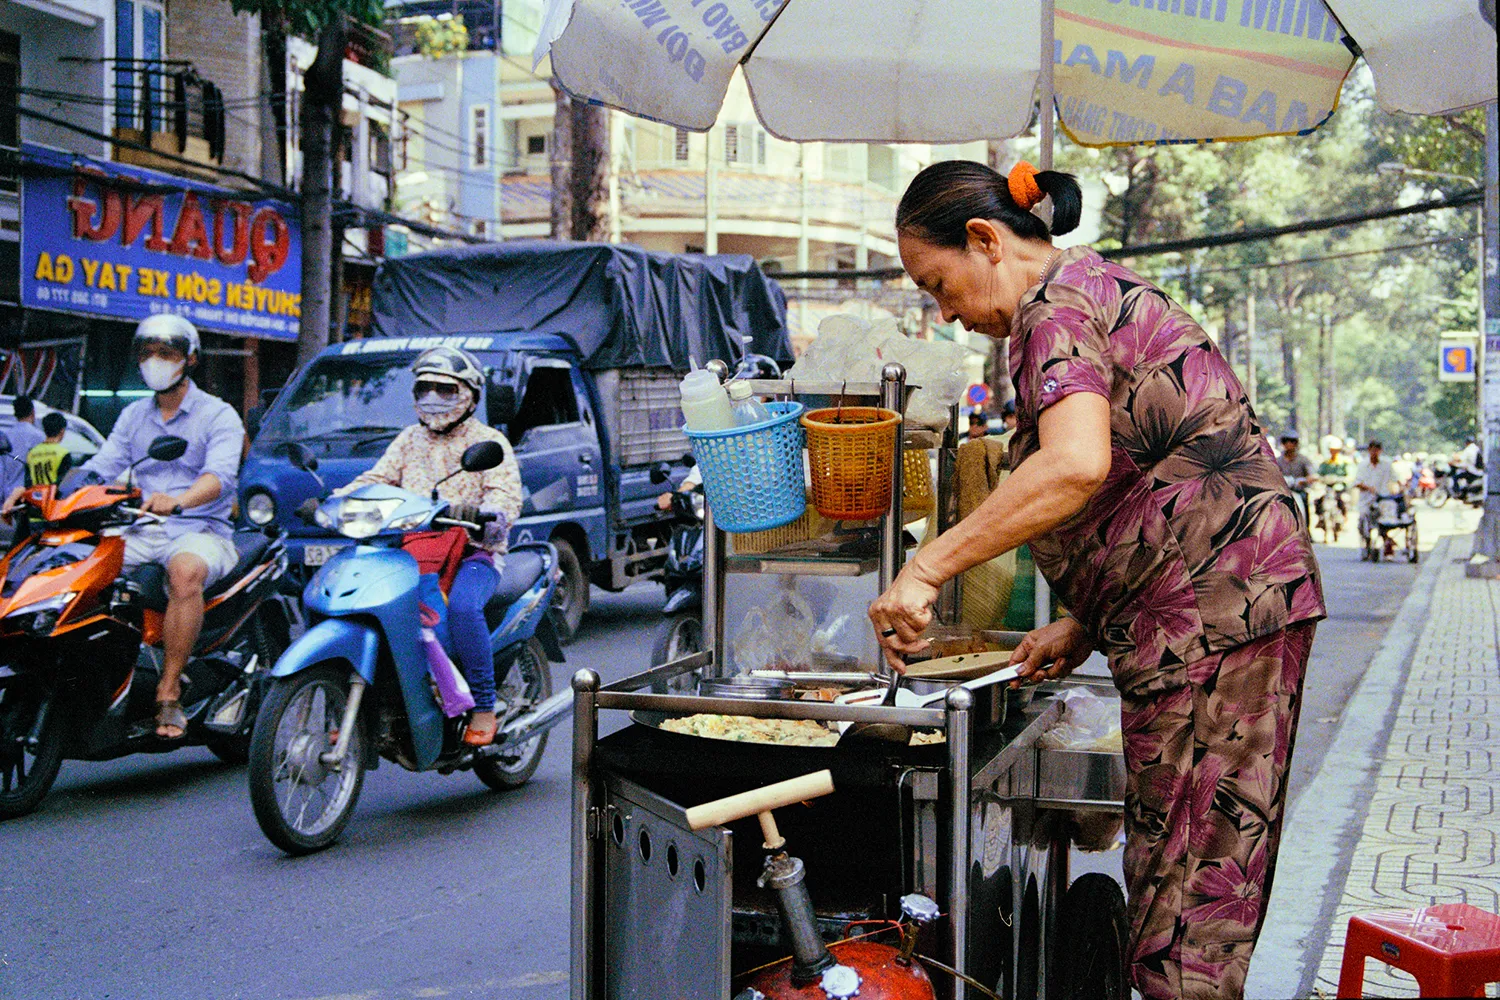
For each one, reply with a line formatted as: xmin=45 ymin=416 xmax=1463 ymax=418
xmin=317 ymin=347 xmax=522 ymax=745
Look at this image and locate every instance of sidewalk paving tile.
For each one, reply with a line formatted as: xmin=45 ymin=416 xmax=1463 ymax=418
xmin=1313 ymin=536 xmax=1500 ymax=997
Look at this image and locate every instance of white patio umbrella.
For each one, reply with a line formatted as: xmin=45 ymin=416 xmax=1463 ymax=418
xmin=534 ymin=0 xmax=1495 ymax=158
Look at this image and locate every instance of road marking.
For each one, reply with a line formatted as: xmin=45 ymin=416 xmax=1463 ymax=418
xmin=291 ymin=971 xmax=568 ymax=1000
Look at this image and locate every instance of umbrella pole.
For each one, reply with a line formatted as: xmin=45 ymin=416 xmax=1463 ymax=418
xmin=1039 ymin=0 xmax=1056 ymax=171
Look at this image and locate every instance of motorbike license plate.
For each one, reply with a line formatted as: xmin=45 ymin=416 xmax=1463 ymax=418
xmin=303 ymin=544 xmax=340 ymax=567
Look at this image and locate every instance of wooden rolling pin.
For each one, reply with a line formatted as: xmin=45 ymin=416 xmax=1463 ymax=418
xmin=684 ymin=770 xmax=835 ymax=850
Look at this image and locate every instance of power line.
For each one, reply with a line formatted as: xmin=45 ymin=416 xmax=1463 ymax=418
xmin=1143 ymin=235 xmax=1474 ymax=278
xmin=11 ymin=103 xmax=488 ymax=246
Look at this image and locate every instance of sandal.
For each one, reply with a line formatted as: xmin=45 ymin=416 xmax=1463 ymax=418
xmin=155 ymin=700 xmax=188 ymax=740
xmin=463 ymin=710 xmax=498 ymax=747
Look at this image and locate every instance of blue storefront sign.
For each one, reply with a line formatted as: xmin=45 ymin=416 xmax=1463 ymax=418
xmin=20 ymin=143 xmax=302 ymax=341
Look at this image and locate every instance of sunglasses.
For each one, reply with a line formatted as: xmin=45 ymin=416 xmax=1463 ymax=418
xmin=413 ymin=380 xmax=463 ymax=401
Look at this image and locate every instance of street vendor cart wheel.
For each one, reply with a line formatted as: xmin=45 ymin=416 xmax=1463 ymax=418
xmin=1051 ymin=873 xmax=1130 ymax=1000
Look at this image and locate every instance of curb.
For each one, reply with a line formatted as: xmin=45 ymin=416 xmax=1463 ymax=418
xmin=1245 ymin=534 xmax=1453 ymax=999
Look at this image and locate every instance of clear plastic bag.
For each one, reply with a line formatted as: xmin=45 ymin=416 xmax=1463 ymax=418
xmin=786 ymin=313 xmax=970 ymax=431
xmin=1037 ymin=687 xmax=1123 ymax=752
xmin=730 ymin=580 xmax=817 ymax=672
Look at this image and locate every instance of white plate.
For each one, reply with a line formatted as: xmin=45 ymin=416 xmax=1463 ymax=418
xmin=303 ymin=544 xmax=340 ymax=566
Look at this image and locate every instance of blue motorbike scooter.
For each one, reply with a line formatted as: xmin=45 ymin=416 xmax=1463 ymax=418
xmin=247 ymin=440 xmax=571 ymax=855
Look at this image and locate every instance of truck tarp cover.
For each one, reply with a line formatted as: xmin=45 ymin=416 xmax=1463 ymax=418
xmin=370 ymin=241 xmax=792 ymax=371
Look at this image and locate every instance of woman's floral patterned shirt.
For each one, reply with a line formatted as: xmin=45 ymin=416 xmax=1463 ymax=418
xmin=339 ymin=418 xmax=522 ymax=554
xmin=1008 ymin=246 xmax=1325 ymax=695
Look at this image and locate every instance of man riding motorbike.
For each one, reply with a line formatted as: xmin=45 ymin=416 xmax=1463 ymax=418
xmin=3 ymin=315 xmax=244 ymax=740
xmin=1275 ymin=429 xmax=1313 ymax=525
xmin=1313 ymin=435 xmax=1352 ymax=539
xmin=311 ymin=346 xmax=522 ymax=746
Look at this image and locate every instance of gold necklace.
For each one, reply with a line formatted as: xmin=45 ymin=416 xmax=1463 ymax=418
xmin=1037 ymin=247 xmax=1058 ymax=285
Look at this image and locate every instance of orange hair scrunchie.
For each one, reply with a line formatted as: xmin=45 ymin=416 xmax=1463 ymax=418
xmin=1007 ymin=161 xmax=1044 ymax=210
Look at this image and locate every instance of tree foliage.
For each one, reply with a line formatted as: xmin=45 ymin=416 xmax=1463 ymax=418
xmin=228 ymin=0 xmax=385 ymax=38
xmin=1015 ymin=66 xmax=1483 ymax=456
xmin=413 ymin=15 xmax=469 ymax=59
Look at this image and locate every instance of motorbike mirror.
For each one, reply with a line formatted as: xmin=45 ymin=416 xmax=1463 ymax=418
xmin=0 ymin=434 xmax=10 ymax=456
xmin=286 ymin=441 xmax=318 ymax=474
xmin=147 ymin=435 xmax=188 ymax=462
xmin=650 ymin=462 xmax=672 ymax=485
xmin=460 ymin=440 xmax=506 ymax=473
xmin=681 ymin=454 xmax=697 ymax=468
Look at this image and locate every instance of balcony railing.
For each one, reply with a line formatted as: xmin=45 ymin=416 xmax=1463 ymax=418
xmin=110 ymin=62 xmax=225 ymax=177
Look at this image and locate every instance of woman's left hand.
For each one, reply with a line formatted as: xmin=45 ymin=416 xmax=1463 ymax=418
xmin=869 ymin=561 xmax=943 ymax=670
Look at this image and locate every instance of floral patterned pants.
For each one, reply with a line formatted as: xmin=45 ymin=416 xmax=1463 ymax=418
xmin=1119 ymin=622 xmax=1316 ymax=1000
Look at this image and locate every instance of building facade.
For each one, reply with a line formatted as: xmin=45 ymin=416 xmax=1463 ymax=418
xmin=1 ymin=0 xmax=399 ymax=431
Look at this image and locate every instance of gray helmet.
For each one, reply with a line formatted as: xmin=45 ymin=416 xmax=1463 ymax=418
xmin=133 ymin=314 xmax=200 ymax=358
xmin=411 ymin=346 xmax=483 ymax=398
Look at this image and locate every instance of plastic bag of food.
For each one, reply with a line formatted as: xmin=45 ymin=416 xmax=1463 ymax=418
xmin=730 ymin=580 xmax=817 ymax=672
xmin=786 ymin=313 xmax=969 ymax=431
xmin=1037 ymin=687 xmax=1123 ymax=752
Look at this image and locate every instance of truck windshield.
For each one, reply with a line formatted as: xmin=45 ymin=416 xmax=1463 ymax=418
xmin=255 ymin=354 xmax=417 ymax=456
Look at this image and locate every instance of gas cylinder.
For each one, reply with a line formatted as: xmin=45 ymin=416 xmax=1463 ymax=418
xmin=738 ymin=940 xmax=937 ymax=999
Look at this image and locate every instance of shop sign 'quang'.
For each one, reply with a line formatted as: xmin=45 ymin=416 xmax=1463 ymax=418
xmin=20 ymin=143 xmax=302 ymax=341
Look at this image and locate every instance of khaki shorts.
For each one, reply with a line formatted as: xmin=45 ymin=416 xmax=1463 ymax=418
xmin=122 ymin=524 xmax=238 ymax=589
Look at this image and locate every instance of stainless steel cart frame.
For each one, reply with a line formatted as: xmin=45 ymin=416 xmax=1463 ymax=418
xmin=570 ymin=660 xmax=1126 ymax=1000
xmin=570 ymin=365 xmax=1127 ymax=999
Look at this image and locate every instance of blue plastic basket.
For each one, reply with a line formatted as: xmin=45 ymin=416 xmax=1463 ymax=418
xmin=685 ymin=401 xmax=807 ymax=533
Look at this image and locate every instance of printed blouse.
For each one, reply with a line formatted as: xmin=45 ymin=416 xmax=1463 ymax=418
xmin=342 ymin=418 xmax=523 ymax=554
xmin=1008 ymin=246 xmax=1325 ymax=695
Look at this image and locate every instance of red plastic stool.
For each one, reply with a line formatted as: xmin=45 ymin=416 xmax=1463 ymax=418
xmin=1336 ymin=904 xmax=1500 ymax=997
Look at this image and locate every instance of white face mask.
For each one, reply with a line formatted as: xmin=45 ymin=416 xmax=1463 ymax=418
xmin=140 ymin=357 xmax=185 ymax=392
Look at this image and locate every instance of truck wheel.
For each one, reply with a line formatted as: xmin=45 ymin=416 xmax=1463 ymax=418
xmin=1051 ymin=873 xmax=1130 ymax=1000
xmin=550 ymin=537 xmax=589 ymax=644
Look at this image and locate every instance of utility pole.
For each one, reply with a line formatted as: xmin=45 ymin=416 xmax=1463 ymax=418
xmin=1471 ymin=101 xmax=1500 ymax=576
xmin=1245 ymin=284 xmax=1257 ymax=411
xmin=296 ymin=18 xmax=344 ymax=366
xmin=704 ymin=125 xmax=718 ymax=254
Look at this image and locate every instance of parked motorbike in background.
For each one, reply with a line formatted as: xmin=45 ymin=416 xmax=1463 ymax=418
xmin=1428 ymin=469 xmax=1484 ymax=508
xmin=0 ymin=435 xmax=290 ymax=820
xmin=247 ymin=441 xmax=571 ymax=854
xmin=649 ymin=462 xmax=704 ymax=669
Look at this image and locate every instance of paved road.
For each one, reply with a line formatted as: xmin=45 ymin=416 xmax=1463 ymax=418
xmin=0 ymin=502 xmax=1474 ymax=1000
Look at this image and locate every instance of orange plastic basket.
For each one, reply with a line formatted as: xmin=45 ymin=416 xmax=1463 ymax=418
xmin=902 ymin=447 xmax=936 ymax=521
xmin=801 ymin=406 xmax=902 ymax=521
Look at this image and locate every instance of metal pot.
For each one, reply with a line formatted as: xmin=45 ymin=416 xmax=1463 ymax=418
xmin=697 ymin=676 xmax=797 ymax=701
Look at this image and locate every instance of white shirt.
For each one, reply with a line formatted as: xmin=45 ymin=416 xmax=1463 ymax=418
xmin=1459 ymin=442 xmax=1481 ymax=472
xmin=1356 ymin=456 xmax=1397 ymax=508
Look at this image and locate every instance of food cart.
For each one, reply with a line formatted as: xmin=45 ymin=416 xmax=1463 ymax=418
xmin=570 ymin=367 xmax=1129 ymax=1000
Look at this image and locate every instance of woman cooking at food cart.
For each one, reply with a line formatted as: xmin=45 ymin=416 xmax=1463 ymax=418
xmin=869 ymin=160 xmax=1324 ymax=1000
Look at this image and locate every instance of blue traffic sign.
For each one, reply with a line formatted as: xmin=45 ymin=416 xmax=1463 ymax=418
xmin=966 ymin=383 xmax=991 ymax=406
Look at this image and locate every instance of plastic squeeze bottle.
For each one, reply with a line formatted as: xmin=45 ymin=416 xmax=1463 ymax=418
xmin=727 ymin=380 xmax=771 ymax=426
xmin=679 ymin=362 xmax=736 ymax=431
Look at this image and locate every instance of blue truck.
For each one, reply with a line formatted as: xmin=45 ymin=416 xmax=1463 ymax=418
xmin=238 ymin=241 xmax=792 ymax=640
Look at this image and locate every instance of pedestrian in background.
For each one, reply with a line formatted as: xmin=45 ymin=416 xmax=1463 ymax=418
xmin=25 ymin=412 xmax=71 ymax=486
xmin=2 ymin=395 xmax=44 ymax=499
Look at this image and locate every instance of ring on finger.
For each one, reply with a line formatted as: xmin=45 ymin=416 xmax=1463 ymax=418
xmin=880 ymin=628 xmax=898 ymax=638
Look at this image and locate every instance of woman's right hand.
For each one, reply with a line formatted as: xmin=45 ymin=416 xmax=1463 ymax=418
xmin=1008 ymin=617 xmax=1093 ymax=687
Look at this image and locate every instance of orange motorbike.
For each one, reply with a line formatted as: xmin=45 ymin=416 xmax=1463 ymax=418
xmin=0 ymin=435 xmax=291 ymax=820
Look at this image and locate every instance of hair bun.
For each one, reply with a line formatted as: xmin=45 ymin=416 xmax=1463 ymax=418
xmin=1007 ymin=161 xmax=1044 ymax=211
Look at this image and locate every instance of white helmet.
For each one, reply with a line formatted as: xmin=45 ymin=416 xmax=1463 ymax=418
xmin=1321 ymin=434 xmax=1343 ymax=453
xmin=133 ymin=314 xmax=200 ymax=359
